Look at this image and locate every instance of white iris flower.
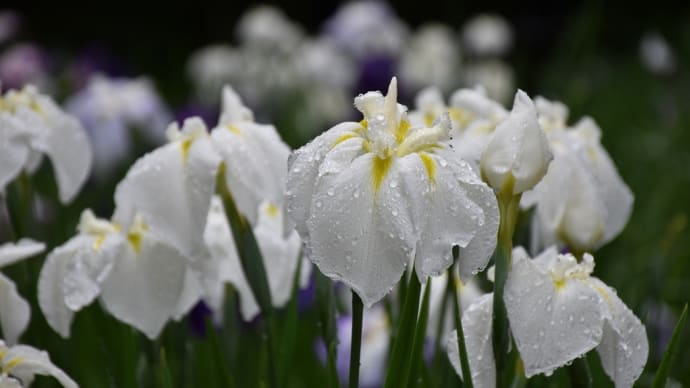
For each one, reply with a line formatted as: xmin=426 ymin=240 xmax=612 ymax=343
xmin=504 ymin=247 xmax=648 ymax=387
xmin=286 ymin=78 xmax=498 ymax=307
xmin=0 ymin=85 xmax=92 ymax=203
xmin=0 ymin=340 xmax=77 ymax=388
xmin=522 ymin=99 xmax=633 ymax=253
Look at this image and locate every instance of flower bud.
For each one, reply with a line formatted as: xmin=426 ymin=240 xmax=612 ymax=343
xmin=480 ymin=90 xmax=552 ymax=194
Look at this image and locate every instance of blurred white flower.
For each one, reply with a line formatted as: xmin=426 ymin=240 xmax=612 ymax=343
xmin=399 ymin=23 xmax=462 ymax=93
xmin=324 ymin=1 xmax=408 ymax=59
xmin=286 ymin=78 xmax=498 ymax=306
xmin=236 ymin=5 xmax=303 ymax=53
xmin=65 ymin=75 xmax=171 ymax=177
xmin=522 ymin=100 xmax=633 ymax=252
xmin=504 ymin=247 xmax=648 ymax=386
xmin=426 ymin=271 xmax=483 ymax=344
xmin=0 ymin=85 xmax=92 ymax=203
xmin=336 ymin=305 xmax=390 ymax=388
xmin=480 ymin=90 xmax=552 ymax=195
xmin=639 ymin=31 xmax=676 ymax=76
xmin=0 ymin=340 xmax=78 ymax=388
xmin=461 ymin=14 xmax=513 ymax=57
xmin=187 ymin=45 xmax=244 ymax=107
xmin=463 ymin=60 xmax=515 ymax=104
xmin=0 ymin=239 xmax=44 ymax=344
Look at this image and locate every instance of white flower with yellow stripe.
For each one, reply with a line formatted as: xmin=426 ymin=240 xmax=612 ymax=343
xmin=286 ymin=78 xmax=498 ymax=306
xmin=38 ymin=209 xmax=188 ymax=339
xmin=0 ymin=85 xmax=92 ymax=203
xmin=504 ymin=247 xmax=648 ymax=387
xmin=522 ymin=99 xmax=633 ymax=253
xmin=0 ymin=340 xmax=77 ymax=388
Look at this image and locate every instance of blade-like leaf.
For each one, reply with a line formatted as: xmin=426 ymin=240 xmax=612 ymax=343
xmin=384 ymin=273 xmax=422 ymax=388
xmin=652 ymin=303 xmax=688 ymax=388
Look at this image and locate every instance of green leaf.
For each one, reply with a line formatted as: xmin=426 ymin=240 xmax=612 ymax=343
xmin=315 ymin=271 xmax=340 ymax=388
xmin=567 ymin=352 xmax=592 ymax=388
xmin=157 ymin=348 xmax=174 ymax=388
xmin=451 ymin=269 xmax=473 ymax=388
xmin=384 ymin=272 xmax=421 ymax=388
xmin=405 ymin=277 xmax=431 ymax=388
xmin=278 ymin=254 xmax=304 ymax=385
xmin=652 ymin=303 xmax=688 ymax=388
xmin=205 ymin=317 xmax=236 ymax=388
xmin=216 ymin=164 xmax=278 ymax=387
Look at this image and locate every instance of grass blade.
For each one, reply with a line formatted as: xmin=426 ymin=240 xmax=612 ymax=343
xmin=652 ymin=303 xmax=688 ymax=388
xmin=405 ymin=277 xmax=431 ymax=388
xmin=384 ymin=272 xmax=421 ymax=388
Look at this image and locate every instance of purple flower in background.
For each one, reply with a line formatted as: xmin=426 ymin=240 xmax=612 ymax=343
xmin=355 ymin=54 xmax=397 ymax=95
xmin=0 ymin=43 xmax=52 ymax=91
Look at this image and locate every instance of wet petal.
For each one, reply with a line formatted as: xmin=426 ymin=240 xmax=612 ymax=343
xmin=100 ymin=229 xmax=187 ymax=339
xmin=446 ymin=293 xmax=495 ymax=388
xmin=504 ymin=249 xmax=606 ymax=377
xmin=305 ymin=153 xmax=412 ymax=307
xmin=113 ymin=135 xmax=220 ymax=257
xmin=0 ymin=273 xmax=30 ymax=345
xmin=589 ymin=278 xmax=648 ymax=388
xmin=397 ymin=152 xmax=492 ymax=281
xmin=211 ymin=122 xmax=289 ymax=225
xmin=285 ymin=122 xmax=362 ymax=238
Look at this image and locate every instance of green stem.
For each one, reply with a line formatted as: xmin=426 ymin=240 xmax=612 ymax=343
xmin=405 ymin=278 xmax=432 ymax=388
xmin=492 ymin=191 xmax=521 ymax=388
xmin=451 ymin=271 xmax=473 ymax=388
xmin=315 ymin=272 xmax=340 ymax=388
xmin=349 ymin=292 xmax=364 ymax=388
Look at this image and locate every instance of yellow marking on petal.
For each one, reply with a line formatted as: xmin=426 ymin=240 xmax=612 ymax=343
xmin=266 ymin=203 xmax=280 ymax=219
xmin=92 ymin=235 xmax=106 ymax=252
xmin=395 ymin=119 xmax=410 ymax=145
xmin=227 ymin=124 xmax=242 ymax=135
xmin=4 ymin=357 xmax=23 ymax=372
xmin=359 ymin=119 xmax=368 ymax=129
xmin=333 ymin=132 xmax=358 ymax=147
xmin=449 ymin=107 xmax=472 ymax=128
xmin=127 ymin=220 xmax=148 ymax=254
xmin=362 ymin=140 xmax=371 ymax=153
xmin=180 ymin=139 xmax=193 ymax=162
xmin=127 ymin=232 xmax=142 ymax=254
xmin=372 ymin=156 xmax=393 ymax=193
xmin=553 ymin=278 xmax=567 ymax=291
xmin=589 ymin=281 xmax=614 ymax=309
xmin=424 ymin=112 xmax=435 ymax=127
xmin=419 ymin=152 xmax=436 ymax=184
